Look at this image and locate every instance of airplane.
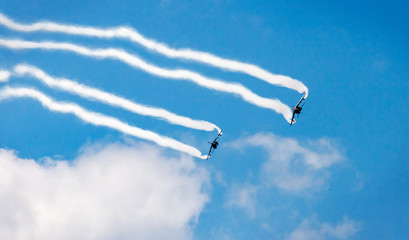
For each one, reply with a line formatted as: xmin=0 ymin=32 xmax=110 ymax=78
xmin=206 ymin=131 xmax=223 ymax=160
xmin=290 ymin=93 xmax=307 ymax=126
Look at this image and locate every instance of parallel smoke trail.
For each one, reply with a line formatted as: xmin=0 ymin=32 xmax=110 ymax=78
xmin=0 ymin=12 xmax=308 ymax=98
xmin=0 ymin=38 xmax=294 ymax=122
xmin=12 ymin=64 xmax=221 ymax=133
xmin=0 ymin=87 xmax=209 ymax=159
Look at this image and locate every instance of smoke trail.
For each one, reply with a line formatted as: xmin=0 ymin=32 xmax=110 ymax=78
xmin=0 ymin=38 xmax=294 ymax=122
xmin=0 ymin=12 xmax=308 ymax=98
xmin=0 ymin=87 xmax=209 ymax=159
xmin=12 ymin=64 xmax=221 ymax=133
xmin=0 ymin=70 xmax=10 ymax=82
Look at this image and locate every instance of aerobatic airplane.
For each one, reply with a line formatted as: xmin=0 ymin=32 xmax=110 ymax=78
xmin=206 ymin=131 xmax=223 ymax=160
xmin=290 ymin=93 xmax=307 ymax=126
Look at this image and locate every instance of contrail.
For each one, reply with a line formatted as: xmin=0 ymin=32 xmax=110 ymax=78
xmin=0 ymin=38 xmax=294 ymax=122
xmin=12 ymin=64 xmax=221 ymax=133
xmin=0 ymin=86 xmax=209 ymax=159
xmin=0 ymin=12 xmax=308 ymax=98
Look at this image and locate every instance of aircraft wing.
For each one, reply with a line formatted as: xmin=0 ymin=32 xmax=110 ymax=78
xmin=214 ymin=131 xmax=223 ymax=142
xmin=295 ymin=96 xmax=304 ymax=108
xmin=290 ymin=111 xmax=296 ymax=126
xmin=206 ymin=146 xmax=213 ymax=160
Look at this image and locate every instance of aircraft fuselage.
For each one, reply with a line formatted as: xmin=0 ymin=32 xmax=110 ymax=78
xmin=293 ymin=106 xmax=302 ymax=114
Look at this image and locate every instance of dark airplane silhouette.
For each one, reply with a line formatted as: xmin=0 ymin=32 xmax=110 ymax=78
xmin=290 ymin=93 xmax=307 ymax=126
xmin=206 ymin=131 xmax=222 ymax=160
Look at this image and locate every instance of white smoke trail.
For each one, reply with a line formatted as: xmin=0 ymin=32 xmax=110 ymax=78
xmin=0 ymin=38 xmax=294 ymax=122
xmin=0 ymin=87 xmax=209 ymax=159
xmin=0 ymin=12 xmax=308 ymax=98
xmin=0 ymin=70 xmax=10 ymax=82
xmin=12 ymin=64 xmax=221 ymax=133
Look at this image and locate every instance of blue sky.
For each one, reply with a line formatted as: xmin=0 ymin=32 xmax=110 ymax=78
xmin=0 ymin=1 xmax=408 ymax=239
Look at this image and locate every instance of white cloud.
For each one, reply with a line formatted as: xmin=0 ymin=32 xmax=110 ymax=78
xmin=234 ymin=133 xmax=343 ymax=193
xmin=0 ymin=142 xmax=210 ymax=240
xmin=226 ymin=184 xmax=258 ymax=218
xmin=285 ymin=216 xmax=361 ymax=240
xmin=0 ymin=70 xmax=10 ymax=82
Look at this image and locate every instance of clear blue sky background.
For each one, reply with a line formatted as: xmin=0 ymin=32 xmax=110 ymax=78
xmin=0 ymin=0 xmax=408 ymax=239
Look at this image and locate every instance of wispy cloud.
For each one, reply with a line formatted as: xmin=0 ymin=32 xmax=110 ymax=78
xmin=233 ymin=133 xmax=343 ymax=193
xmin=0 ymin=70 xmax=10 ymax=82
xmin=226 ymin=183 xmax=258 ymax=218
xmin=0 ymin=143 xmax=210 ymax=240
xmin=285 ymin=216 xmax=361 ymax=240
